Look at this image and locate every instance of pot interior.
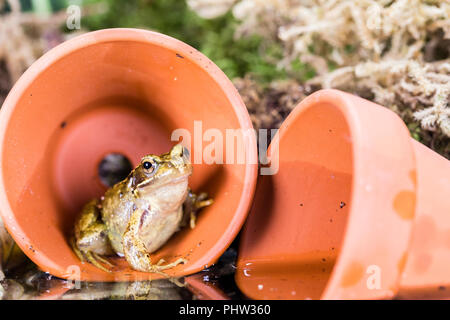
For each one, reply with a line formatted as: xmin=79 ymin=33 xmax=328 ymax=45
xmin=238 ymin=102 xmax=353 ymax=299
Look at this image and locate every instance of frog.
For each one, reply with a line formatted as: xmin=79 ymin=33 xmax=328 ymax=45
xmin=70 ymin=144 xmax=213 ymax=273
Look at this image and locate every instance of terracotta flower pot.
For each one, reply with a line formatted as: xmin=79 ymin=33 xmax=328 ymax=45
xmin=235 ymin=89 xmax=450 ymax=300
xmin=0 ymin=29 xmax=257 ymax=282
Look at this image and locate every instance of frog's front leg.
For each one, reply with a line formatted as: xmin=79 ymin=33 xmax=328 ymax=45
xmin=182 ymin=190 xmax=214 ymax=229
xmin=71 ymin=199 xmax=114 ymax=272
xmin=122 ymin=208 xmax=186 ymax=273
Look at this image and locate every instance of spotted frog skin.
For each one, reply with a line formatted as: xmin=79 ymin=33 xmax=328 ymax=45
xmin=71 ymin=144 xmax=213 ymax=273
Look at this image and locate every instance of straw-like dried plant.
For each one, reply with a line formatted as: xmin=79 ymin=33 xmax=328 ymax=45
xmin=190 ymin=0 xmax=450 ymax=139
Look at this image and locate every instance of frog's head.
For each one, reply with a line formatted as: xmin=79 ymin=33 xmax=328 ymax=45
xmin=131 ymin=144 xmax=192 ymax=198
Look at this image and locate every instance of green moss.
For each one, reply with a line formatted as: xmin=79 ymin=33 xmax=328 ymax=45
xmin=344 ymin=44 xmax=355 ymax=54
xmin=408 ymin=123 xmax=422 ymax=142
xmin=290 ymin=59 xmax=316 ymax=80
xmin=81 ymin=0 xmax=289 ymax=83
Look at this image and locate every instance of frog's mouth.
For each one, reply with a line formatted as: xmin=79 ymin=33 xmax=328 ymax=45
xmin=134 ymin=172 xmax=191 ymax=192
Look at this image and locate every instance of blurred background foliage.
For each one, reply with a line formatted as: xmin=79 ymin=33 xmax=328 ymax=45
xmin=80 ymin=0 xmax=301 ymax=83
xmin=0 ymin=0 xmax=448 ymax=154
xmin=2 ymin=0 xmax=447 ymax=160
xmin=5 ymin=0 xmax=312 ymax=84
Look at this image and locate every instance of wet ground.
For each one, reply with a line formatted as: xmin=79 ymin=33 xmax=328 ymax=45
xmin=1 ymin=242 xmax=243 ymax=300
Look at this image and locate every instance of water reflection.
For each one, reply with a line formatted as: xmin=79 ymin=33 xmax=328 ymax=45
xmin=60 ymin=280 xmax=191 ymax=300
xmin=1 ymin=268 xmax=192 ymax=300
xmin=1 ymin=220 xmax=239 ymax=300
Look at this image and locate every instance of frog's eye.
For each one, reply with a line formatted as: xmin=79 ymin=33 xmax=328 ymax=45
xmin=142 ymin=161 xmax=154 ymax=173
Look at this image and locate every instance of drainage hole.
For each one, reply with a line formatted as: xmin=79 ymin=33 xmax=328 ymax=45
xmin=98 ymin=153 xmax=133 ymax=187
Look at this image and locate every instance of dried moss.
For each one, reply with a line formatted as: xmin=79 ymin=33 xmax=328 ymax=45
xmin=196 ymin=0 xmax=450 ymax=158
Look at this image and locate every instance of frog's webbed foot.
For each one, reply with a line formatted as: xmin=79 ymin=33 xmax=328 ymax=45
xmin=70 ymin=237 xmax=113 ymax=273
xmin=71 ymin=199 xmax=114 ymax=273
xmin=182 ymin=190 xmax=213 ymax=229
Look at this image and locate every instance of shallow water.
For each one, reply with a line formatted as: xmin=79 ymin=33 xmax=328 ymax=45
xmin=0 ymin=246 xmax=241 ymax=300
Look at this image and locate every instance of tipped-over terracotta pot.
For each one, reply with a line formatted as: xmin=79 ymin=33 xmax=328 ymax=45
xmin=235 ymin=89 xmax=450 ymax=300
xmin=0 ymin=29 xmax=257 ymax=282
